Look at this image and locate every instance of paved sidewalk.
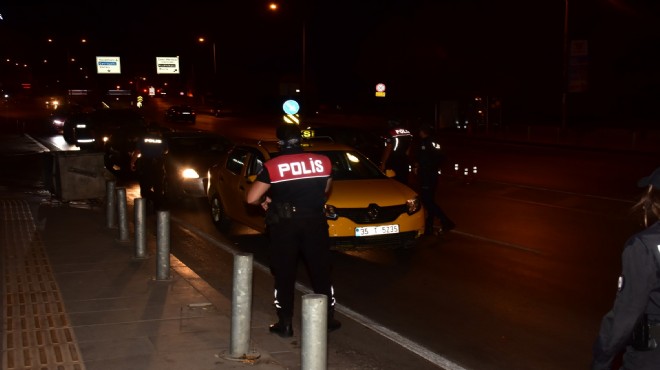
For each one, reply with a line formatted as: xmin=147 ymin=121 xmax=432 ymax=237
xmin=1 ymin=195 xmax=292 ymax=370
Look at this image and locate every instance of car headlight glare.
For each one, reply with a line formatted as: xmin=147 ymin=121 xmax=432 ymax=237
xmin=406 ymin=197 xmax=421 ymax=215
xmin=181 ymin=168 xmax=199 ymax=179
xmin=324 ymin=204 xmax=338 ymax=220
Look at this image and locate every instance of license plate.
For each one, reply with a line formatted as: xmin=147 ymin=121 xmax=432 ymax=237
xmin=355 ymin=224 xmax=399 ymax=237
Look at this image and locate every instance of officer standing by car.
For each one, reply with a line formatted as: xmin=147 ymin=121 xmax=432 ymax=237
xmin=130 ymin=125 xmax=169 ymax=210
xmin=591 ymin=167 xmax=660 ymax=369
xmin=246 ymin=123 xmax=341 ymax=337
xmin=412 ymin=124 xmax=455 ymax=235
xmin=379 ymin=119 xmax=413 ymax=184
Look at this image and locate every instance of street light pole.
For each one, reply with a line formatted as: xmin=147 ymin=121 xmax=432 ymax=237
xmin=561 ymin=0 xmax=569 ymax=131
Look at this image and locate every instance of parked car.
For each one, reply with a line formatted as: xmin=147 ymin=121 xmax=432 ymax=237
xmin=206 ymin=138 xmax=425 ymax=249
xmin=160 ymin=130 xmax=232 ymax=199
xmin=65 ymin=108 xmax=148 ymax=151
xmin=165 ymin=105 xmax=196 ymax=124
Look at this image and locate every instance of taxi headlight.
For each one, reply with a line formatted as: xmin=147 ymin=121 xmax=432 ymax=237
xmin=406 ymin=196 xmax=421 ymax=215
xmin=181 ymin=168 xmax=200 ymax=179
xmin=324 ymin=204 xmax=338 ymax=220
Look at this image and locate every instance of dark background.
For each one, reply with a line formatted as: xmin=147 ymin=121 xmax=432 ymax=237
xmin=2 ymin=0 xmax=660 ymax=125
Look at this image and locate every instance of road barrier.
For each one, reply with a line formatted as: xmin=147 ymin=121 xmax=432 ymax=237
xmin=302 ymin=294 xmax=328 ymax=370
xmin=134 ymin=198 xmax=147 ymax=259
xmin=106 ymin=180 xmax=116 ymax=228
xmin=227 ymin=253 xmax=260 ymax=361
xmin=116 ymin=187 xmax=130 ymax=243
xmin=156 ymin=210 xmax=171 ymax=280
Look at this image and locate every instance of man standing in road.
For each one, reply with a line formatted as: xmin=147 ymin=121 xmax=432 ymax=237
xmin=130 ymin=125 xmax=168 ymax=210
xmin=412 ymin=124 xmax=455 ymax=235
xmin=591 ymin=167 xmax=660 ymax=369
xmin=246 ymin=123 xmax=341 ymax=337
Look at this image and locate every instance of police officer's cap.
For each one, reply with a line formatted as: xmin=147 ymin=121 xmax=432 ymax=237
xmin=638 ymin=167 xmax=660 ymax=188
xmin=276 ymin=124 xmax=301 ymax=145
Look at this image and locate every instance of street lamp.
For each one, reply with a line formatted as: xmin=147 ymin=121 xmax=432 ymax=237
xmin=198 ymin=37 xmax=216 ymax=76
xmin=561 ymin=0 xmax=569 ymax=130
xmin=268 ymin=2 xmax=307 ymax=118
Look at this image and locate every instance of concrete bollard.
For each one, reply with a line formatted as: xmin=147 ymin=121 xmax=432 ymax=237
xmin=116 ymin=187 xmax=130 ymax=243
xmin=229 ymin=253 xmax=258 ymax=359
xmin=156 ymin=210 xmax=170 ymax=280
xmin=134 ymin=197 xmax=147 ymax=259
xmin=106 ymin=180 xmax=116 ymax=229
xmin=302 ymin=294 xmax=328 ymax=370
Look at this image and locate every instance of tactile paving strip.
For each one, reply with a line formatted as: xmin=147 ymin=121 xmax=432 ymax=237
xmin=1 ymin=199 xmax=85 ymax=370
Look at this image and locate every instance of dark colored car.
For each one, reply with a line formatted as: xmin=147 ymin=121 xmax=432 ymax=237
xmin=49 ymin=104 xmax=86 ymax=135
xmin=159 ymin=130 xmax=232 ymax=199
xmin=165 ymin=105 xmax=196 ymax=124
xmin=65 ymin=108 xmax=148 ymax=151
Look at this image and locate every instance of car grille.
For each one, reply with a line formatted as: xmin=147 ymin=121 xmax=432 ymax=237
xmin=330 ymin=231 xmax=418 ymax=250
xmin=336 ymin=203 xmax=407 ymax=224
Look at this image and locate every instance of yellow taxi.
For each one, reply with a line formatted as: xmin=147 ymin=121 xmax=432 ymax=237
xmin=206 ymin=134 xmax=425 ymax=249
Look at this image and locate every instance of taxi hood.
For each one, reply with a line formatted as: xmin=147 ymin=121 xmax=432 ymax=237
xmin=327 ymin=179 xmax=418 ymax=207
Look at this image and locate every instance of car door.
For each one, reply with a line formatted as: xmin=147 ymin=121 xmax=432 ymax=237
xmin=214 ymin=146 xmax=267 ymax=231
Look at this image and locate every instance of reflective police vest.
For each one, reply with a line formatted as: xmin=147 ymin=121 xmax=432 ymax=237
xmin=264 ymin=153 xmax=331 ymax=183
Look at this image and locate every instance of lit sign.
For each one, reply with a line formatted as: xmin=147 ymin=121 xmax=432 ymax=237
xmin=156 ymin=56 xmax=180 ymax=74
xmin=96 ymin=56 xmax=121 ymax=74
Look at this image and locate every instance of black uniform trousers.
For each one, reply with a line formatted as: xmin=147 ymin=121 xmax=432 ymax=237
xmin=267 ymin=214 xmax=334 ymax=320
xmin=387 ymin=155 xmax=410 ymax=184
xmin=419 ymin=169 xmax=453 ymax=232
xmin=137 ymin=157 xmax=165 ymax=208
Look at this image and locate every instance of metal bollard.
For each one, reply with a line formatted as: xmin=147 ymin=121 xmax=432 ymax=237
xmin=229 ymin=253 xmax=259 ymax=359
xmin=156 ymin=210 xmax=171 ymax=280
xmin=134 ymin=197 xmax=147 ymax=259
xmin=106 ymin=180 xmax=116 ymax=229
xmin=116 ymin=187 xmax=130 ymax=243
xmin=302 ymin=294 xmax=328 ymax=370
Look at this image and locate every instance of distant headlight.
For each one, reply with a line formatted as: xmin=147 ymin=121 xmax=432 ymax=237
xmin=102 ymin=136 xmax=110 ymax=143
xmin=76 ymin=124 xmax=87 ymax=129
xmin=324 ymin=204 xmax=338 ymax=220
xmin=52 ymin=119 xmax=65 ymax=126
xmin=406 ymin=196 xmax=421 ymax=215
xmin=181 ymin=168 xmax=199 ymax=179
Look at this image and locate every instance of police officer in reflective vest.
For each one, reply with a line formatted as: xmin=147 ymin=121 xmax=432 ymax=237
xmin=130 ymin=126 xmax=168 ymax=210
xmin=379 ymin=119 xmax=413 ymax=184
xmin=412 ymin=124 xmax=455 ymax=235
xmin=246 ymin=124 xmax=341 ymax=337
xmin=592 ymin=167 xmax=660 ymax=369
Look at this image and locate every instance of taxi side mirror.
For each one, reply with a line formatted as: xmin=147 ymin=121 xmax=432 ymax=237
xmin=385 ymin=169 xmax=396 ymax=178
xmin=247 ymin=174 xmax=257 ymax=183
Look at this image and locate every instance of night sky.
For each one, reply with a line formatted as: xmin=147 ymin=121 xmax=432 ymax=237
xmin=2 ymin=1 xmax=660 ymax=124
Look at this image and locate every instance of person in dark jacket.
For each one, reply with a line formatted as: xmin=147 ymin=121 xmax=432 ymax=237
xmin=412 ymin=124 xmax=455 ymax=235
xmin=379 ymin=119 xmax=413 ymax=184
xmin=130 ymin=125 xmax=169 ymax=210
xmin=591 ymin=166 xmax=660 ymax=370
xmin=246 ymin=124 xmax=341 ymax=337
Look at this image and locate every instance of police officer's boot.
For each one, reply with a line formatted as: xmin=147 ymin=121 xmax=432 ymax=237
xmin=328 ymin=308 xmax=341 ymax=332
xmin=269 ymin=313 xmax=293 ymax=338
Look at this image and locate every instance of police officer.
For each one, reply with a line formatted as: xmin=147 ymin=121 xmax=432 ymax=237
xmin=412 ymin=124 xmax=455 ymax=235
xmin=379 ymin=119 xmax=413 ymax=184
xmin=130 ymin=125 xmax=168 ymax=210
xmin=592 ymin=167 xmax=660 ymax=369
xmin=246 ymin=123 xmax=341 ymax=337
